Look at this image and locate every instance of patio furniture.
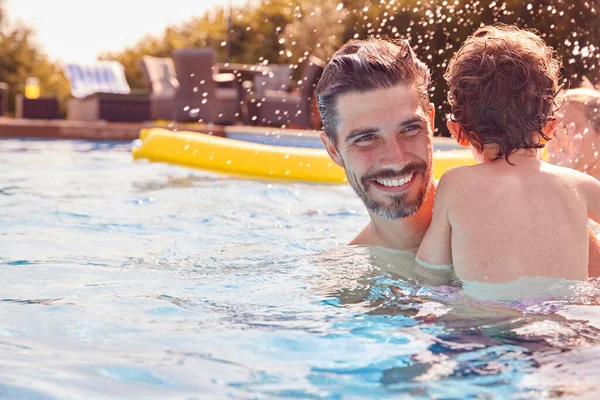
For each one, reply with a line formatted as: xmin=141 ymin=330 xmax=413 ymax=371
xmin=0 ymin=83 xmax=8 ymax=116
xmin=217 ymin=62 xmax=272 ymax=124
xmin=16 ymin=95 xmax=60 ymax=119
xmin=252 ymin=64 xmax=293 ymax=98
xmin=246 ymin=55 xmax=325 ymax=129
xmin=216 ymin=62 xmax=271 ymax=85
xmin=172 ymin=48 xmax=240 ymax=124
xmin=64 ymin=61 xmax=150 ymax=122
xmin=140 ymin=55 xmax=179 ymax=120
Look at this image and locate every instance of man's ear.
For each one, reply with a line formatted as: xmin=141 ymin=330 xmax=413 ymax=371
xmin=429 ymin=103 xmax=436 ymax=136
xmin=320 ymin=131 xmax=344 ymax=167
xmin=542 ymin=114 xmax=564 ymax=140
xmin=446 ymin=120 xmax=470 ymax=148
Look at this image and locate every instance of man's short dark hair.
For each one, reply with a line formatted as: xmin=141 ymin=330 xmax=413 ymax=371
xmin=316 ymin=38 xmax=432 ymax=144
xmin=444 ymin=24 xmax=562 ymax=162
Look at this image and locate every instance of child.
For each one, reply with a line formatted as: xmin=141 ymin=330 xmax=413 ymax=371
xmin=416 ymin=25 xmax=600 ymax=283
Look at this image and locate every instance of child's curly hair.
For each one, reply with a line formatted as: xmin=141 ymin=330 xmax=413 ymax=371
xmin=444 ymin=24 xmax=562 ymax=162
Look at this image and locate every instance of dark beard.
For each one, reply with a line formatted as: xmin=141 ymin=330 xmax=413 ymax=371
xmin=346 ymin=161 xmax=431 ymax=220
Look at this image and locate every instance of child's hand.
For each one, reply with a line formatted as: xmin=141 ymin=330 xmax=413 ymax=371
xmin=547 ymin=122 xmax=585 ymax=169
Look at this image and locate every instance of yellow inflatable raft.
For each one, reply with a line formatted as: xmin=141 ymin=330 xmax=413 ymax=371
xmin=132 ymin=128 xmax=476 ymax=184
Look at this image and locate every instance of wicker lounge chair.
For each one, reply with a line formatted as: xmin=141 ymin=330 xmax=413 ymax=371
xmin=252 ymin=64 xmax=293 ymax=98
xmin=247 ymin=56 xmax=325 ymax=129
xmin=171 ymin=48 xmax=240 ymax=124
xmin=64 ymin=61 xmax=150 ymax=122
xmin=140 ymin=56 xmax=179 ymax=121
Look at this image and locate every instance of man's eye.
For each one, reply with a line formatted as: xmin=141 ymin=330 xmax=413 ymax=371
xmin=355 ymin=134 xmax=375 ymax=143
xmin=403 ymin=125 xmax=421 ymax=136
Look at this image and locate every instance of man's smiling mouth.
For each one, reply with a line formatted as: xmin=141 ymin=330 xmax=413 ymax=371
xmin=373 ymin=172 xmax=415 ymax=187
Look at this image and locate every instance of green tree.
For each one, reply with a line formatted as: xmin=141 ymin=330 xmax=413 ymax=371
xmin=281 ymin=0 xmax=349 ymax=66
xmin=103 ymin=0 xmax=600 ymax=134
xmin=0 ymin=24 xmax=70 ymax=114
xmin=0 ymin=0 xmax=69 ymax=115
xmin=331 ymin=0 xmax=600 ymax=135
xmin=103 ymin=0 xmax=293 ymax=89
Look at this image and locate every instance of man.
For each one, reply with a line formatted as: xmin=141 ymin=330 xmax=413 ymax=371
xmin=316 ymin=37 xmax=600 ymax=276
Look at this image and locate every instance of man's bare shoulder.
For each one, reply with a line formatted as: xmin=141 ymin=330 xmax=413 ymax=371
xmin=349 ymin=224 xmax=376 ymax=246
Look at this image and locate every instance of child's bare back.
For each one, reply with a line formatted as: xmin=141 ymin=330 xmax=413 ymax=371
xmin=415 ymin=24 xmax=600 ymax=283
xmin=436 ymin=155 xmax=593 ymax=282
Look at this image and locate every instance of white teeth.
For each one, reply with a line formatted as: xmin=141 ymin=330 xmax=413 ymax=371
xmin=375 ymin=172 xmax=414 ymax=187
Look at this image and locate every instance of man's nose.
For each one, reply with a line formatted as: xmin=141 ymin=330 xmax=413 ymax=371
xmin=378 ymin=137 xmax=410 ymax=167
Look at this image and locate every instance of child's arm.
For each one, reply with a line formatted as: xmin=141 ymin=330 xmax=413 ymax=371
xmin=581 ymin=173 xmax=600 ymax=224
xmin=588 ymin=227 xmax=600 ymax=278
xmin=416 ymin=172 xmax=454 ymax=268
xmin=581 ymin=175 xmax=600 ymax=277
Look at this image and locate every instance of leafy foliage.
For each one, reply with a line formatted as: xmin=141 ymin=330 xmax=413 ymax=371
xmin=4 ymin=0 xmax=600 ymax=130
xmin=101 ymin=0 xmax=600 ymax=134
xmin=0 ymin=1 xmax=69 ymax=114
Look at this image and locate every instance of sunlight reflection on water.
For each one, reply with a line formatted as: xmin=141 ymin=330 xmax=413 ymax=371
xmin=2 ymin=139 xmax=600 ymax=399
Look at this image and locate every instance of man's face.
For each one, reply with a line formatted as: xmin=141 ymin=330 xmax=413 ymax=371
xmin=321 ymin=83 xmax=434 ymax=219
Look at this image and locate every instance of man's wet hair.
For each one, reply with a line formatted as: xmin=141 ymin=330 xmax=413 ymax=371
xmin=444 ymin=24 xmax=562 ymax=162
xmin=316 ymin=37 xmax=431 ymax=144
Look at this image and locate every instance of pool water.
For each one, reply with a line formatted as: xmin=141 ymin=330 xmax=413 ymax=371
xmin=3 ymin=138 xmax=600 ymax=399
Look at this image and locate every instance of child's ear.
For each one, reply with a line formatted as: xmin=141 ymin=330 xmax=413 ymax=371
xmin=542 ymin=114 xmax=564 ymax=139
xmin=320 ymin=131 xmax=343 ymax=167
xmin=447 ymin=120 xmax=470 ymax=148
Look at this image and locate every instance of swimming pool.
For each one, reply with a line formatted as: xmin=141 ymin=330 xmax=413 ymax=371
xmin=2 ymin=138 xmax=600 ymax=399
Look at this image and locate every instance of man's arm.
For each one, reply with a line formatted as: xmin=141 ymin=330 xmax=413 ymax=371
xmin=416 ymin=172 xmax=453 ymax=268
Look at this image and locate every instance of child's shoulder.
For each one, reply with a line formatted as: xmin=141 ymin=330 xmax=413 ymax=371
xmin=435 ymin=165 xmax=478 ymax=195
xmin=540 ymin=161 xmax=595 ymax=184
xmin=437 ymin=164 xmax=480 ymax=186
xmin=540 ymin=162 xmax=600 ymax=201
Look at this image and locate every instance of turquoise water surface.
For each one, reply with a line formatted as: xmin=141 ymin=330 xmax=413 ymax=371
xmin=2 ymin=138 xmax=600 ymax=399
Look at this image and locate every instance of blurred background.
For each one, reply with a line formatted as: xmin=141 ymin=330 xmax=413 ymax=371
xmin=3 ymin=0 xmax=600 ymax=134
